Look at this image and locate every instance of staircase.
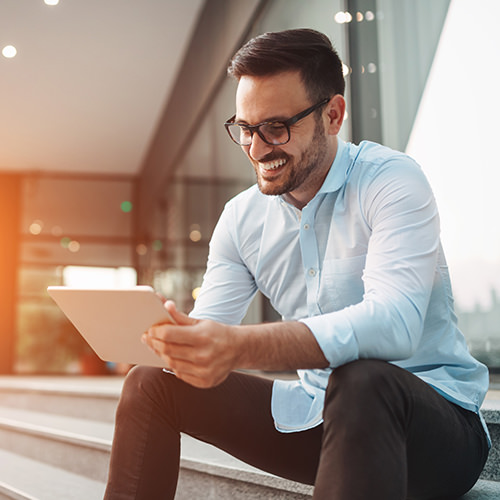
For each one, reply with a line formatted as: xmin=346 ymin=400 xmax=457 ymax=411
xmin=0 ymin=375 xmax=498 ymax=500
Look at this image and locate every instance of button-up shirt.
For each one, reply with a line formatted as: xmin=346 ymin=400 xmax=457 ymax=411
xmin=191 ymin=139 xmax=489 ymax=438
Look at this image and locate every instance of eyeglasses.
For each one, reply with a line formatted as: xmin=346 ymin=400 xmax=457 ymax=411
xmin=224 ymin=97 xmax=330 ymax=146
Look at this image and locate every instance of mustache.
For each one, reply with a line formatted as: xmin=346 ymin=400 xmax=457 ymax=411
xmin=255 ymin=152 xmax=290 ymax=163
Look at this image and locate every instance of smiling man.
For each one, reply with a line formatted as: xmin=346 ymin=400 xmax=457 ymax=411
xmin=104 ymin=29 xmax=489 ymax=500
xmin=230 ymin=72 xmax=340 ymax=207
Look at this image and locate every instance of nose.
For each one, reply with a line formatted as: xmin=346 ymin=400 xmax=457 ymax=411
xmin=247 ymin=132 xmax=274 ymax=161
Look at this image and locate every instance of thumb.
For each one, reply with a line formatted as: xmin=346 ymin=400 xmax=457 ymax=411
xmin=164 ymin=300 xmax=197 ymax=326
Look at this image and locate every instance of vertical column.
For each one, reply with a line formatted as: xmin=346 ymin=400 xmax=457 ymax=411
xmin=347 ymin=0 xmax=383 ymax=144
xmin=0 ymin=174 xmax=21 ymax=373
xmin=136 ymin=0 xmax=269 ymax=259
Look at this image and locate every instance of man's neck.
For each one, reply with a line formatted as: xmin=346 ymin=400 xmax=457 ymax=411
xmin=281 ymin=136 xmax=339 ymax=210
xmin=282 ymin=191 xmax=307 ymax=210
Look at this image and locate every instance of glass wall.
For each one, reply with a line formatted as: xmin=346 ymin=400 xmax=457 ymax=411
xmin=404 ymin=0 xmax=500 ymax=368
xmin=16 ymin=175 xmax=136 ymax=374
xmin=340 ymin=0 xmax=499 ymax=369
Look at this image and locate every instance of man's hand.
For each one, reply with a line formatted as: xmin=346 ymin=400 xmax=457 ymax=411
xmin=142 ymin=301 xmax=329 ymax=389
xmin=142 ymin=301 xmax=239 ymax=388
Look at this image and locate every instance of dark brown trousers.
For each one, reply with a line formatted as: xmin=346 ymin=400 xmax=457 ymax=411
xmin=104 ymin=360 xmax=488 ymax=500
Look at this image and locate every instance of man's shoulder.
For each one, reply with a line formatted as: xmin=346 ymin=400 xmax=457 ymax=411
xmin=350 ymin=140 xmax=415 ymax=165
xmin=346 ymin=140 xmax=422 ymax=180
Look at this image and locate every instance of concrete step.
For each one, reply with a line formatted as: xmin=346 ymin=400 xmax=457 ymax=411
xmin=0 ymin=404 xmax=314 ymax=499
xmin=0 ymin=449 xmax=499 ymax=500
xmin=0 ymin=404 xmax=499 ymax=500
xmin=178 ymin=438 xmax=314 ymax=500
xmin=481 ymin=394 xmax=500 ymax=482
xmin=0 ymin=449 xmax=105 ymax=500
xmin=461 ymin=481 xmax=500 ymax=500
xmin=0 ymin=376 xmax=123 ymax=423
xmin=0 ymin=406 xmax=112 ymax=482
xmin=0 ymin=376 xmax=498 ymax=499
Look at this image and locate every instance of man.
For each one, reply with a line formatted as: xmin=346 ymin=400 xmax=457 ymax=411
xmin=104 ymin=29 xmax=489 ymax=499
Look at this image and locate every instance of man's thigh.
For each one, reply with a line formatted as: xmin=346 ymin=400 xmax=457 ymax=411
xmin=320 ymin=360 xmax=488 ymax=499
xmin=404 ymin=374 xmax=489 ymax=498
xmin=162 ymin=370 xmax=323 ymax=485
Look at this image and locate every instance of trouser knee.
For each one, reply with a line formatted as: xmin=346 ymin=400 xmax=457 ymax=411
xmin=116 ymin=365 xmax=166 ymax=415
xmin=323 ymin=360 xmax=407 ymax=427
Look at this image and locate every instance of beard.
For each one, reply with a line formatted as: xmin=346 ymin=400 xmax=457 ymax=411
xmin=252 ymin=118 xmax=330 ymax=197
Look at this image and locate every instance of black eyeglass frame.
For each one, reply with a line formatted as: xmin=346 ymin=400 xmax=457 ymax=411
xmin=224 ymin=97 xmax=331 ymax=146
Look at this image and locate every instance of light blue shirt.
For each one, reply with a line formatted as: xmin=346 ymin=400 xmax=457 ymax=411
xmin=191 ymin=139 xmax=490 ymax=439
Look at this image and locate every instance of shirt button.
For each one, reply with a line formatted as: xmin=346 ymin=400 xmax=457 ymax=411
xmin=303 ymin=223 xmax=310 ymax=230
xmin=308 ymin=268 xmax=316 ymax=277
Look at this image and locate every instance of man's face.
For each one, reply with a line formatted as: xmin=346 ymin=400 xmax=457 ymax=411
xmin=235 ymin=71 xmax=334 ymax=206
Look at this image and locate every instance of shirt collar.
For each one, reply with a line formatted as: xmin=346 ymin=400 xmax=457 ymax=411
xmin=317 ymin=138 xmax=349 ymax=195
xmin=276 ymin=138 xmax=349 ymax=208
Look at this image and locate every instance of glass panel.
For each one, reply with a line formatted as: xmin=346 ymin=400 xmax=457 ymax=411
xmin=376 ymin=0 xmax=450 ymax=150
xmin=359 ymin=0 xmax=500 ymax=371
xmin=21 ymin=177 xmax=134 ymax=238
xmin=404 ymin=0 xmax=500 ymax=367
xmin=16 ymin=265 xmax=136 ymax=374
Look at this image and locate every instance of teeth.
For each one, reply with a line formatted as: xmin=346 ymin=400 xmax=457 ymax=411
xmin=260 ymin=158 xmax=286 ymax=171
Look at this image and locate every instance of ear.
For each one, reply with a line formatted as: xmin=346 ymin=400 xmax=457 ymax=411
xmin=325 ymin=95 xmax=346 ymax=136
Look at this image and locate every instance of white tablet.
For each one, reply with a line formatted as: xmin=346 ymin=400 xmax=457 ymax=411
xmin=47 ymin=286 xmax=174 ymax=368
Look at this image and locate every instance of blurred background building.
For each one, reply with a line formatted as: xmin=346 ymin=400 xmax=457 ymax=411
xmin=1 ymin=0 xmax=498 ymax=375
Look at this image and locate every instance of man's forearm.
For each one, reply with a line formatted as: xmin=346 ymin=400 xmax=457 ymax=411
xmin=144 ymin=302 xmax=330 ymax=388
xmin=232 ymin=321 xmax=330 ymax=372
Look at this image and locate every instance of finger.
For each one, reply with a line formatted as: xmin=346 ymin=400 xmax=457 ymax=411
xmin=146 ymin=337 xmax=199 ymax=364
xmin=148 ymin=341 xmax=230 ymax=388
xmin=164 ymin=301 xmax=197 ymax=326
xmin=147 ymin=323 xmax=198 ymax=346
xmin=160 ymin=357 xmax=214 ymax=388
xmin=153 ymin=348 xmax=199 ymax=380
xmin=142 ymin=336 xmax=229 ymax=389
xmin=141 ymin=332 xmax=164 ymax=355
xmin=144 ymin=328 xmax=200 ymax=360
xmin=141 ymin=333 xmax=177 ymax=367
xmin=155 ymin=293 xmax=167 ymax=304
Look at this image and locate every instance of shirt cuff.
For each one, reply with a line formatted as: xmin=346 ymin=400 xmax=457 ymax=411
xmin=300 ymin=312 xmax=359 ymax=368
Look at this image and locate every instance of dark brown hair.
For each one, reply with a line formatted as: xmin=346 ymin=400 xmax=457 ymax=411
xmin=227 ymin=28 xmax=345 ymax=102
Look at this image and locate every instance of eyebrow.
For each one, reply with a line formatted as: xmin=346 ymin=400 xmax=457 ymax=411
xmin=234 ymin=114 xmax=290 ymax=126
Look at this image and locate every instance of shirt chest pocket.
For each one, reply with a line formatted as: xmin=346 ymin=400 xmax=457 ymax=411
xmin=318 ymin=255 xmax=366 ymax=313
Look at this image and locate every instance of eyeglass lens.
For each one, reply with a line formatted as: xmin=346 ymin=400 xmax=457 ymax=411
xmin=227 ymin=122 xmax=290 ymax=146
